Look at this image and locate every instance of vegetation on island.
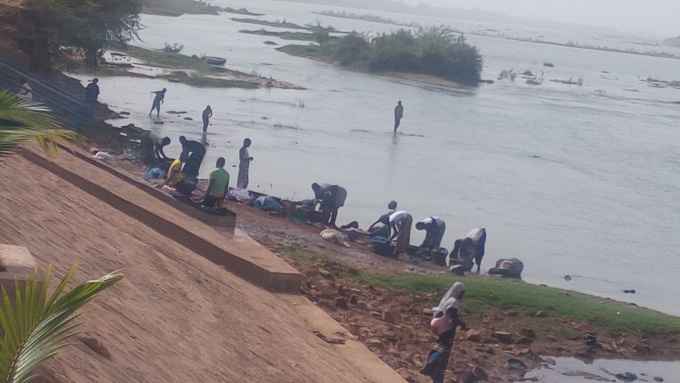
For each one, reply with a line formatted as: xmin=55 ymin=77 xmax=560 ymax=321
xmin=0 ymin=266 xmax=122 ymax=383
xmin=239 ymin=29 xmax=322 ymax=42
xmin=142 ymin=0 xmax=263 ymax=17
xmin=279 ymin=26 xmax=483 ymax=86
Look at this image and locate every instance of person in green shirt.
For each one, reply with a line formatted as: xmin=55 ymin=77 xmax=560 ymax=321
xmin=203 ymin=157 xmax=229 ymax=208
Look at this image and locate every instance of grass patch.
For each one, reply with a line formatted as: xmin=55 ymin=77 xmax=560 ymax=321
xmin=276 ymin=44 xmax=324 ymax=59
xmin=357 ymin=273 xmax=680 ymax=335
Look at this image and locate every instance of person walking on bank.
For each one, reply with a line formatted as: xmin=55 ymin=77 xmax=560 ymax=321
xmin=394 ymin=100 xmax=404 ymax=134
xmin=237 ymin=138 xmax=254 ymax=189
xmin=85 ymin=78 xmax=100 ymax=117
xmin=202 ymin=105 xmax=213 ymax=136
xmin=148 ymin=88 xmax=167 ymax=118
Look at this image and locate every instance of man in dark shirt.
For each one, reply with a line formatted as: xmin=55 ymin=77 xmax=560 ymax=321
xmin=179 ymin=135 xmax=206 ymax=178
xmin=312 ymin=183 xmax=347 ymax=227
xmin=394 ymin=100 xmax=404 ymax=134
xmin=85 ymin=78 xmax=99 ymax=117
xmin=416 ymin=216 xmax=447 ymax=260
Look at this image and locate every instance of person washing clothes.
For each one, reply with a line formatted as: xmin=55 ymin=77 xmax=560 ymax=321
xmin=416 ymin=216 xmax=447 ymax=261
xmin=368 ymin=200 xmax=398 ymax=238
xmin=389 ymin=210 xmax=413 ymax=256
xmin=421 ymin=282 xmax=466 ymax=383
xmin=202 ymin=157 xmax=229 ymax=208
xmin=312 ymin=183 xmax=347 ymax=227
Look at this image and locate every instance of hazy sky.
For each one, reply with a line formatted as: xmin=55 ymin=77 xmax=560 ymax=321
xmin=425 ymin=0 xmax=680 ymax=36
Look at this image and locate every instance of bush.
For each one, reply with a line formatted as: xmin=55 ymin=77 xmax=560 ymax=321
xmin=321 ymin=26 xmax=482 ymax=85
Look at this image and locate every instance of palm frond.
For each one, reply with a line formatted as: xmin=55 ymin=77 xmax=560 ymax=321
xmin=0 ymin=266 xmax=123 ymax=383
xmin=0 ymin=90 xmax=76 ymax=157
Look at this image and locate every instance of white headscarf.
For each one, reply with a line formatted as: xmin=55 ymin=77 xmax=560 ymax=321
xmin=433 ymin=281 xmax=465 ymax=315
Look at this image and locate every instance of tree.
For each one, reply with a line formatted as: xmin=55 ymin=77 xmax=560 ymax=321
xmin=0 ymin=266 xmax=122 ymax=382
xmin=0 ymin=90 xmax=75 ymax=157
xmin=39 ymin=0 xmax=143 ymax=67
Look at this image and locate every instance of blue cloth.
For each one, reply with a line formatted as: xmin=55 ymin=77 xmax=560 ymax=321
xmin=253 ymin=196 xmax=283 ymax=212
xmin=144 ymin=167 xmax=164 ymax=180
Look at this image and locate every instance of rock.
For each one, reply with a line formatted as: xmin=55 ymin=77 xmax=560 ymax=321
xmin=422 ymin=308 xmax=433 ymax=316
xmin=519 ymin=328 xmax=536 ymax=339
xmin=506 ymin=358 xmax=528 ymax=371
xmin=382 ymin=307 xmax=400 ymax=323
xmin=623 ymin=289 xmax=636 ymax=294
xmin=183 ymin=117 xmax=193 ymax=121
xmin=615 ymin=372 xmax=638 ymax=382
xmin=466 ymin=329 xmax=483 ymax=342
xmin=535 ymin=310 xmax=546 ymax=317
xmin=153 ymin=121 xmax=164 ymax=125
xmin=366 ymin=338 xmax=383 ymax=347
xmin=370 ymin=311 xmax=382 ymax=319
xmin=335 ymin=297 xmax=348 ymax=310
xmin=564 ymin=274 xmax=572 ymax=281
xmin=493 ymin=331 xmax=514 ymax=344
xmin=459 ymin=366 xmax=488 ymax=383
xmin=654 ymin=377 xmax=664 ymax=382
xmin=516 ymin=348 xmax=532 ymax=356
xmin=313 ymin=331 xmax=346 ymax=345
xmin=349 ymin=295 xmax=359 ymax=305
xmin=318 ymin=268 xmax=332 ymax=279
xmin=516 ymin=336 xmax=534 ymax=345
xmin=79 ymin=336 xmax=111 ymax=359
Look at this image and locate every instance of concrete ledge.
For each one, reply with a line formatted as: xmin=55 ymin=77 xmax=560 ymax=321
xmin=19 ymin=147 xmax=303 ymax=293
xmin=57 ymin=144 xmax=237 ymax=232
xmin=0 ymin=244 xmax=37 ymax=296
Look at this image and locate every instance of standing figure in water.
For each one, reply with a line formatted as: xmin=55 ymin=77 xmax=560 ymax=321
xmin=202 ymin=105 xmax=213 ymax=141
xmin=237 ymin=138 xmax=254 ymax=189
xmin=394 ymin=100 xmax=404 ymax=134
xmin=149 ymin=88 xmax=167 ymax=118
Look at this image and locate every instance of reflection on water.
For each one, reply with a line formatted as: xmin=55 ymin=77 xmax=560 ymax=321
xmin=528 ymin=357 xmax=680 ymax=383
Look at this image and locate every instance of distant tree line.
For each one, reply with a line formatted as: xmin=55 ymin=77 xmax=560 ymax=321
xmin=313 ymin=26 xmax=482 ymax=85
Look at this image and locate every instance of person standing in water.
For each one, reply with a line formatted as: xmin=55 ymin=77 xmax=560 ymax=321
xmin=394 ymin=100 xmax=404 ymax=134
xmin=148 ymin=88 xmax=167 ymax=118
xmin=202 ymin=105 xmax=213 ymax=135
xmin=237 ymin=138 xmax=254 ymax=189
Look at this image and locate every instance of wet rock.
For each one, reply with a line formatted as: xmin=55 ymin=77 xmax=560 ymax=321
xmin=615 ymin=372 xmax=637 ymax=382
xmin=493 ymin=331 xmax=514 ymax=344
xmin=382 ymin=307 xmax=400 ymax=323
xmin=519 ymin=328 xmax=536 ymax=339
xmin=79 ymin=336 xmax=111 ymax=359
xmin=459 ymin=366 xmax=488 ymax=383
xmin=506 ymin=358 xmax=528 ymax=371
xmin=466 ymin=329 xmax=482 ymax=342
xmin=335 ymin=297 xmax=348 ymax=310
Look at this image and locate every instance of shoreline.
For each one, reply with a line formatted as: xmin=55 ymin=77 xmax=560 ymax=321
xmin=83 ymin=133 xmax=680 ymax=382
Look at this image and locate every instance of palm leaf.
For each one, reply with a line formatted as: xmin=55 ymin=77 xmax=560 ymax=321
xmin=0 ymin=91 xmax=76 ymax=157
xmin=0 ymin=265 xmax=123 ymax=383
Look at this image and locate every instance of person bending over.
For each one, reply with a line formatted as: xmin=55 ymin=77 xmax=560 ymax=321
xmin=416 ymin=216 xmax=446 ymax=260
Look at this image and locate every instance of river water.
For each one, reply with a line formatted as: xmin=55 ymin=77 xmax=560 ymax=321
xmin=89 ymin=0 xmax=680 ymax=315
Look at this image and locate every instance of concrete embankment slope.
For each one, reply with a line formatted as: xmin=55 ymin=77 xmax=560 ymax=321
xmin=0 ymin=148 xmax=405 ymax=383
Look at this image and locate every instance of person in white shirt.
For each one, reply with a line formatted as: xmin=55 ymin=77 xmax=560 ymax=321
xmin=389 ymin=210 xmax=413 ymax=256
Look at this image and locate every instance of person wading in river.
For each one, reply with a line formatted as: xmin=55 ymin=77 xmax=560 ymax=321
xmin=394 ymin=100 xmax=404 ymax=134
xmin=237 ymin=138 xmax=254 ymax=189
xmin=201 ymin=105 xmax=213 ymax=141
xmin=148 ymin=88 xmax=167 ymax=118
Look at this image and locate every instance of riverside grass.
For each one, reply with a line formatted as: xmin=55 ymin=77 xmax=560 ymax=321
xmin=280 ymin=245 xmax=680 ymax=335
xmin=358 ymin=272 xmax=680 ymax=335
